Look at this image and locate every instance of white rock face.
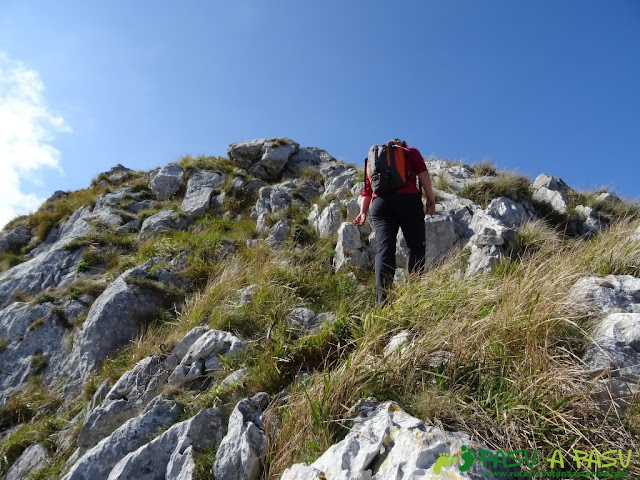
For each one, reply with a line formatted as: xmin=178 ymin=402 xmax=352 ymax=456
xmin=425 ymin=213 xmax=458 ymax=266
xmin=568 ymin=275 xmax=640 ymax=315
xmin=323 ymin=168 xmax=358 ymax=199
xmin=583 ymin=312 xmax=640 ymax=378
xmin=281 ymin=401 xmax=518 ymax=480
xmin=334 ymin=222 xmax=369 ymax=271
xmin=141 ymin=210 xmax=188 ymax=234
xmin=150 ymin=164 xmax=185 ymax=201
xmin=213 ymin=393 xmax=269 ymax=480
xmin=313 ymin=201 xmax=343 ymax=238
xmin=532 ymin=173 xmax=570 ymax=214
xmin=266 ymin=220 xmax=291 ymax=248
xmin=486 ymin=196 xmax=536 ymax=229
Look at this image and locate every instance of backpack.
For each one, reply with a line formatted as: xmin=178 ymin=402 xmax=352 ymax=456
xmin=366 ymin=140 xmax=413 ymax=195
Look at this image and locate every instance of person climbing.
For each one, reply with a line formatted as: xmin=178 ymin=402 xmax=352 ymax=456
xmin=353 ymin=139 xmax=436 ymax=305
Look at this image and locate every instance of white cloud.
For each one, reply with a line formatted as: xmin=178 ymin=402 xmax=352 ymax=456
xmin=0 ymin=52 xmax=70 ymax=229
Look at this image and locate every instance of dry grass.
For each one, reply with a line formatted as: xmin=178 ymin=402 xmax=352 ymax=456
xmin=266 ymin=218 xmax=640 ymax=477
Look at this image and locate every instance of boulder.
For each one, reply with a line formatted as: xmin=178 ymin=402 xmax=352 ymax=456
xmin=383 ymin=331 xmax=415 ymax=357
xmin=213 ymin=393 xmax=270 ymax=480
xmin=532 ymin=174 xmax=570 ymax=214
xmin=4 ymin=443 xmax=49 ymax=480
xmin=425 ymin=213 xmax=458 ymax=267
xmin=312 ymin=201 xmax=343 ymax=238
xmin=323 ymin=168 xmax=358 ymax=199
xmin=266 ymin=220 xmax=291 ymax=248
xmin=568 ymin=275 xmax=640 ymax=315
xmin=107 ymin=407 xmax=227 ymax=480
xmin=281 ymin=400 xmax=518 ymax=479
xmin=0 ymin=224 xmax=31 ymax=254
xmin=229 ymin=138 xmax=300 ymax=181
xmin=228 ymin=139 xmax=267 ymax=170
xmin=486 ymin=197 xmax=536 ymax=229
xmin=180 ymin=170 xmax=225 ymax=219
xmin=583 ymin=312 xmax=640 ymax=378
xmin=596 ymin=192 xmax=621 ymax=205
xmin=251 ymin=183 xmax=293 ymax=220
xmin=140 ymin=210 xmax=188 ymax=234
xmin=334 ymin=222 xmax=369 ymax=271
xmin=64 ymin=395 xmax=180 ymax=480
xmin=150 ymin=164 xmax=185 ymax=201
xmin=286 ymin=307 xmax=321 ymax=333
xmin=237 ymin=285 xmax=258 ymax=307
xmin=284 ymin=146 xmax=342 ymax=179
xmin=575 ymin=205 xmax=606 ymax=237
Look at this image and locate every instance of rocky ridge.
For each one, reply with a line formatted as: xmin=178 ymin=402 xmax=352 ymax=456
xmin=0 ymin=137 xmax=638 ymax=479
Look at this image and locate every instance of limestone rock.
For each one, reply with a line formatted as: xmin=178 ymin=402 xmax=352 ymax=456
xmin=0 ymin=224 xmax=31 ymax=254
xmin=334 ymin=222 xmax=369 ymax=271
xmin=486 ymin=197 xmax=536 ymax=229
xmin=532 ymin=174 xmax=570 ymax=214
xmin=249 ymin=138 xmax=299 ymax=181
xmin=583 ymin=312 xmax=640 ymax=378
xmin=312 ymin=201 xmax=343 ymax=238
xmin=568 ymin=275 xmax=640 ymax=315
xmin=466 ymin=244 xmax=502 ymax=277
xmin=213 ymin=393 xmax=270 ymax=480
xmin=180 ymin=170 xmax=225 ymax=219
xmin=0 ymin=302 xmax=71 ymax=405
xmin=575 ymin=205 xmax=606 ymax=237
xmin=425 ymin=213 xmax=458 ymax=267
xmin=280 ymin=400 xmax=518 ymax=479
xmin=286 ymin=307 xmax=319 ymax=333
xmin=228 ymin=139 xmax=267 ymax=170
xmin=237 ymin=285 xmax=258 ymax=307
xmin=284 ymin=146 xmax=342 ymax=179
xmin=383 ymin=331 xmax=415 ymax=357
xmin=596 ymin=192 xmax=621 ymax=205
xmin=141 ymin=210 xmax=188 ymax=234
xmin=107 ymin=407 xmax=227 ymax=480
xmin=323 ymin=168 xmax=358 ymax=199
xmin=64 ymin=395 xmax=180 ymax=480
xmin=150 ymin=164 xmax=185 ymax=201
xmin=266 ymin=220 xmax=291 ymax=248
xmin=4 ymin=443 xmax=49 ymax=480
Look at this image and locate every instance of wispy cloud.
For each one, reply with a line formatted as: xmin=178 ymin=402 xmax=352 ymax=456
xmin=0 ymin=52 xmax=70 ymax=229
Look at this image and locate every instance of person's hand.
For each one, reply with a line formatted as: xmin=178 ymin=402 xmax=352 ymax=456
xmin=425 ymin=198 xmax=436 ymax=215
xmin=353 ymin=213 xmax=367 ymax=226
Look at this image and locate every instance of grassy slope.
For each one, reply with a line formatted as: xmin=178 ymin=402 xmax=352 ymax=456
xmin=0 ymin=157 xmax=639 ymax=479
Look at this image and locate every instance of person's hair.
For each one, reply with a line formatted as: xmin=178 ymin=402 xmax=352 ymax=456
xmin=392 ymin=138 xmax=407 ymax=147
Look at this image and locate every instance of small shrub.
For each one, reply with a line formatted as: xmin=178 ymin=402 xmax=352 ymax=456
xmin=459 ymin=171 xmax=531 ymax=207
xmin=472 ymin=159 xmax=498 ymax=177
xmin=300 ymin=166 xmax=324 ymax=185
xmin=0 ymin=337 xmax=8 ymax=353
xmin=28 ymin=317 xmax=46 ymax=332
xmin=29 ymin=351 xmax=48 ymax=376
xmin=0 ymin=252 xmax=27 ymax=273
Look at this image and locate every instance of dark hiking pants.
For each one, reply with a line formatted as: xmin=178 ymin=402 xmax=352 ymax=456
xmin=369 ymin=193 xmax=426 ymax=305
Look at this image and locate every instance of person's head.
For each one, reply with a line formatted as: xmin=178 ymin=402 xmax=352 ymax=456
xmin=392 ymin=138 xmax=407 ymax=147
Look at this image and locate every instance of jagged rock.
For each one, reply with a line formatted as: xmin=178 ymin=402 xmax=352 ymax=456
xmin=429 ymin=162 xmax=475 ymax=192
xmin=0 ymin=206 xmax=92 ymax=307
xmin=575 ymin=205 xmax=606 ymax=237
xmin=228 ymin=139 xmax=267 ymax=170
xmin=116 ymin=218 xmax=142 ymax=234
xmin=77 ymin=356 xmax=176 ymax=450
xmin=150 ymin=164 xmax=185 ymax=201
xmin=126 ymin=200 xmax=156 ymax=214
xmin=0 ymin=302 xmax=71 ymax=405
xmin=312 ymin=201 xmax=343 ymax=238
xmin=532 ymin=173 xmax=570 ymax=214
xmin=64 ymin=395 xmax=180 ymax=480
xmin=213 ymin=393 xmax=270 ymax=480
xmin=281 ymin=400 xmax=518 ymax=479
xmin=140 ymin=210 xmax=188 ymax=234
xmin=104 ymin=164 xmax=132 ymax=184
xmin=180 ymin=170 xmax=225 ymax=219
xmin=284 ymin=146 xmax=343 ymax=179
xmin=334 ymin=222 xmax=369 ymax=271
xmin=425 ymin=213 xmax=458 ymax=266
xmin=168 ymin=330 xmax=246 ymax=387
xmin=0 ymin=224 xmax=31 ymax=254
xmin=467 ymin=244 xmax=502 ymax=276
xmin=583 ymin=312 xmax=640 ymax=378
xmin=568 ymin=275 xmax=640 ymax=315
xmin=251 ymin=183 xmax=292 ymax=220
xmin=107 ymin=407 xmax=227 ymax=480
xmin=266 ymin=220 xmax=291 ymax=248
xmin=68 ymin=260 xmax=180 ymax=388
xmin=172 ymin=326 xmax=210 ymax=360
xmin=486 ymin=197 xmax=536 ymax=229
xmin=46 ymin=190 xmax=69 ymax=202
xmin=4 ymin=443 xmax=49 ymax=480
xmin=323 ymin=168 xmax=358 ymax=199
xmin=229 ymin=138 xmax=300 ymax=181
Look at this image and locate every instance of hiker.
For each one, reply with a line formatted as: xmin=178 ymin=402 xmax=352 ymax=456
xmin=353 ymin=139 xmax=436 ymax=305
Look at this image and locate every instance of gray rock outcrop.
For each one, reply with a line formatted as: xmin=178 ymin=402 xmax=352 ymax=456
xmin=281 ymin=400 xmax=518 ymax=479
xmin=532 ymin=174 xmax=571 ymax=214
xmin=309 ymin=201 xmax=343 ymax=238
xmin=180 ymin=170 xmax=225 ymax=219
xmin=140 ymin=210 xmax=188 ymax=234
xmin=150 ymin=164 xmax=185 ymax=201
xmin=107 ymin=407 xmax=227 ymax=480
xmin=266 ymin=220 xmax=291 ymax=248
xmin=0 ymin=224 xmax=31 ymax=254
xmin=4 ymin=443 xmax=49 ymax=480
xmin=213 ymin=393 xmax=270 ymax=480
xmin=334 ymin=222 xmax=369 ymax=271
xmin=64 ymin=395 xmax=180 ymax=480
xmin=229 ymin=138 xmax=300 ymax=181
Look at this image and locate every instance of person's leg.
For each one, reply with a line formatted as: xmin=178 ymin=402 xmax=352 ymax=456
xmin=398 ymin=194 xmax=426 ymax=275
xmin=369 ymin=197 xmax=399 ymax=305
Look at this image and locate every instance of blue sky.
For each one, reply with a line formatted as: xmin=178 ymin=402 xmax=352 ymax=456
xmin=1 ymin=0 xmax=639 ymax=228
